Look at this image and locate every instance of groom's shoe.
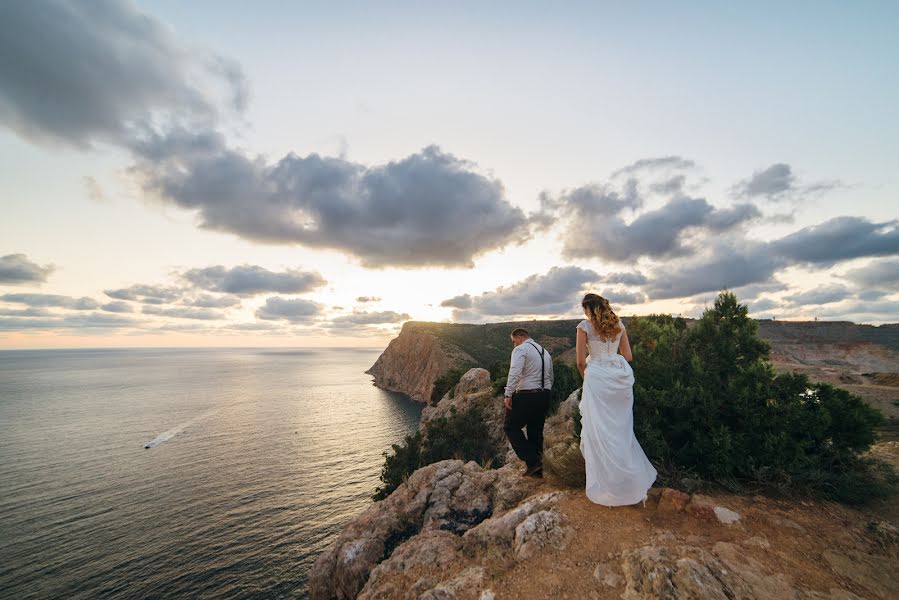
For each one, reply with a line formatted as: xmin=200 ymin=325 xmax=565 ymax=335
xmin=525 ymin=463 xmax=544 ymax=478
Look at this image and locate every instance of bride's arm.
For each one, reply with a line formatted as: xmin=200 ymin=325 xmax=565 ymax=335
xmin=619 ymin=330 xmax=633 ymax=362
xmin=576 ymin=328 xmax=588 ymax=378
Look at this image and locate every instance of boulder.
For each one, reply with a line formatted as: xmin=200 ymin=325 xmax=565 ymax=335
xmin=657 ymin=488 xmax=691 ymax=513
xmin=310 ymin=459 xmax=534 ymax=599
xmin=513 ymin=509 xmax=574 ymax=561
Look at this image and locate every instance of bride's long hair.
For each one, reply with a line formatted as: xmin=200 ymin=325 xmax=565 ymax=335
xmin=581 ymin=293 xmax=621 ymax=340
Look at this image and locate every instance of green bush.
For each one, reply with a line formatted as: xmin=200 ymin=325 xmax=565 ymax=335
xmin=629 ymin=291 xmax=891 ymax=503
xmin=373 ymin=431 xmax=423 ymax=500
xmin=430 ymin=366 xmax=473 ymax=405
xmin=421 ymin=406 xmax=500 ymax=467
xmin=372 ymin=404 xmax=501 ymax=501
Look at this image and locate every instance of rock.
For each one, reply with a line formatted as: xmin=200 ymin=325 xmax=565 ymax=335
xmin=686 ymin=494 xmax=740 ymax=525
xmin=309 ymin=459 xmax=534 ymax=600
xmin=657 ymin=488 xmax=691 ymax=513
xmin=822 ymin=549 xmax=899 ymax=599
xmin=358 ymin=531 xmax=461 ymax=599
xmin=741 ymin=535 xmax=771 ymax=549
xmin=619 ymin=542 xmax=830 ymax=600
xmin=479 ymin=591 xmax=496 ymax=600
xmin=418 ymin=567 xmax=486 ymax=600
xmin=714 ymin=506 xmax=741 ymax=525
xmin=366 ymin=324 xmax=477 ymax=402
xmin=865 ymin=520 xmax=899 ymax=557
xmin=419 ymin=368 xmax=509 ymax=462
xmin=513 ymin=509 xmax=574 ymax=560
xmin=593 ymin=562 xmax=623 ymax=587
xmin=463 ymin=491 xmax=564 ymax=553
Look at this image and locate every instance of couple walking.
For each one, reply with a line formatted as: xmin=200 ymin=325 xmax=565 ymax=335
xmin=502 ymin=293 xmax=657 ymax=506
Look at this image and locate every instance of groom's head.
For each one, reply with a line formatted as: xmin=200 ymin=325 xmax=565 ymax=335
xmin=510 ymin=328 xmax=529 ymax=347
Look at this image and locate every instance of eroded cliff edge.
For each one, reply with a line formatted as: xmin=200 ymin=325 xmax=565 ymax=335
xmin=366 ymin=322 xmax=477 ymax=403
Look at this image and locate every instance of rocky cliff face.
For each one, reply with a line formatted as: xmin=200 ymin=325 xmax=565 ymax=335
xmin=366 ymin=322 xmax=476 ymax=403
xmin=311 ymin=375 xmax=899 ymax=599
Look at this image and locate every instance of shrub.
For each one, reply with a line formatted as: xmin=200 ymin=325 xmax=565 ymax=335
xmin=430 ymin=366 xmax=473 ymax=405
xmin=372 ymin=404 xmax=501 ymax=501
xmin=373 ymin=431 xmax=423 ymax=500
xmin=629 ymin=291 xmax=891 ymax=503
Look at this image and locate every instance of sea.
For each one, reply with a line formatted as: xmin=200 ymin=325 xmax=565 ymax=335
xmin=0 ymin=347 xmax=423 ymax=599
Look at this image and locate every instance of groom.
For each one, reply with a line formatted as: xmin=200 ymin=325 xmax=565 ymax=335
xmin=503 ymin=328 xmax=554 ymax=478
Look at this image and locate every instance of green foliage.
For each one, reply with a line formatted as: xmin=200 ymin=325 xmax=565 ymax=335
xmin=421 ymin=407 xmax=500 ymax=467
xmin=373 ymin=431 xmax=423 ymax=500
xmin=551 ymin=362 xmax=581 ymax=410
xmin=430 ymin=365 xmax=474 ymax=405
xmin=372 ymin=404 xmax=501 ymax=501
xmin=629 ymin=291 xmax=892 ymax=503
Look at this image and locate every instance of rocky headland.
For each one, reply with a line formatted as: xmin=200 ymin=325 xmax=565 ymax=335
xmin=311 ymin=371 xmax=899 ymax=599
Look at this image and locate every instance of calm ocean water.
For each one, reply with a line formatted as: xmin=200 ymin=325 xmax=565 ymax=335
xmin=0 ymin=347 xmax=422 ymax=599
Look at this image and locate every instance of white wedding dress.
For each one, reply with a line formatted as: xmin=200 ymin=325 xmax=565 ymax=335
xmin=578 ymin=320 xmax=657 ymax=506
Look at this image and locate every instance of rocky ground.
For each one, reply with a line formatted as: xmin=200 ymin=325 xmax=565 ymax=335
xmin=310 ymin=371 xmax=899 ymax=600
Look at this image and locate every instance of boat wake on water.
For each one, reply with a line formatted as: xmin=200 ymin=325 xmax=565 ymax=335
xmin=143 ymin=407 xmax=222 ymax=449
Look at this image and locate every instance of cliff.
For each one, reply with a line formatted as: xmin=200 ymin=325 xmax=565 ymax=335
xmin=370 ymin=319 xmax=899 ymax=419
xmin=366 ymin=322 xmax=478 ymax=402
xmin=310 ymin=381 xmax=899 ymax=599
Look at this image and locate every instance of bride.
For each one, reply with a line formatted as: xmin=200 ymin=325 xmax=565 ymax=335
xmin=576 ymin=293 xmax=657 ymax=506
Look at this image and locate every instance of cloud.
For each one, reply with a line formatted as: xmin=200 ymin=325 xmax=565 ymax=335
xmin=600 ymin=289 xmax=648 ymax=306
xmin=771 ymin=217 xmax=899 ymax=266
xmin=782 ymin=284 xmax=852 ymax=306
xmin=733 ymin=163 xmax=845 ymax=200
xmin=644 ymin=242 xmax=783 ymax=300
xmin=602 ymin=272 xmax=648 ymax=286
xmin=0 ymin=307 xmax=52 ymax=317
xmin=736 ymin=163 xmax=795 ymax=198
xmin=643 ymin=216 xmax=899 ymax=300
xmin=440 ymin=294 xmax=473 ymax=309
xmin=0 ymin=254 xmax=54 ymax=285
xmin=356 ymin=296 xmax=382 ymax=303
xmin=181 ymin=265 xmax=326 ymax=295
xmin=255 ymin=297 xmax=325 ymax=322
xmin=844 ymin=258 xmax=899 ymax=288
xmin=0 ymin=1 xmax=247 ymax=148
xmin=100 ymin=301 xmax=134 ymax=313
xmin=142 ymin=306 xmax=225 ymax=320
xmin=450 ymin=267 xmax=600 ymax=321
xmin=132 ymin=141 xmax=528 ymax=268
xmin=104 ymin=284 xmax=183 ymax=303
xmin=611 ymin=156 xmax=696 ymax=178
xmin=331 ymin=310 xmax=411 ymax=325
xmin=0 ymin=313 xmax=139 ymax=331
xmin=559 ymin=193 xmax=760 ymax=262
xmin=1 ymin=293 xmax=99 ymax=309
xmin=182 ymin=294 xmax=242 ymax=308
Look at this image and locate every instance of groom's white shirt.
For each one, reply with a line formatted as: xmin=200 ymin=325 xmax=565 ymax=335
xmin=504 ymin=339 xmax=554 ymax=397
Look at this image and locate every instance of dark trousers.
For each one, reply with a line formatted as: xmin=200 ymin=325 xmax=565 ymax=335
xmin=503 ymin=390 xmax=551 ymax=468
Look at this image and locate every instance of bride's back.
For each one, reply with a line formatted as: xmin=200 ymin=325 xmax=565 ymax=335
xmin=577 ymin=319 xmax=623 ymax=357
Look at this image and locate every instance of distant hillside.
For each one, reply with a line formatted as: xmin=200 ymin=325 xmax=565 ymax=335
xmin=370 ymin=318 xmax=899 ymax=421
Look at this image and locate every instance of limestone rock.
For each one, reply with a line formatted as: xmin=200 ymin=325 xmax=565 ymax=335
xmin=686 ymin=494 xmax=741 ymax=525
xmin=462 ymin=491 xmax=565 ymax=553
xmin=619 ymin=542 xmax=831 ymax=600
xmin=309 ymin=459 xmax=534 ymax=600
xmin=513 ymin=509 xmax=574 ymax=560
xmin=358 ymin=531 xmax=461 ymax=600
xmin=418 ymin=567 xmax=486 ymax=600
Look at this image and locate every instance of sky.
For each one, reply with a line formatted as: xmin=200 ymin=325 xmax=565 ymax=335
xmin=1 ymin=0 xmax=897 ymax=349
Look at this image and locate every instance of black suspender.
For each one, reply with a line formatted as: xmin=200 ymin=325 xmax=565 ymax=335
xmin=526 ymin=341 xmax=546 ymax=390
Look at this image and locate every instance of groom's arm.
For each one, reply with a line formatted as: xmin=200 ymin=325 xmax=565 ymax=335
xmin=504 ymin=346 xmax=525 ymax=400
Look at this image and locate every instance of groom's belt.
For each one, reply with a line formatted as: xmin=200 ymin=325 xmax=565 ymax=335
xmin=515 ymin=388 xmax=551 ymax=394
